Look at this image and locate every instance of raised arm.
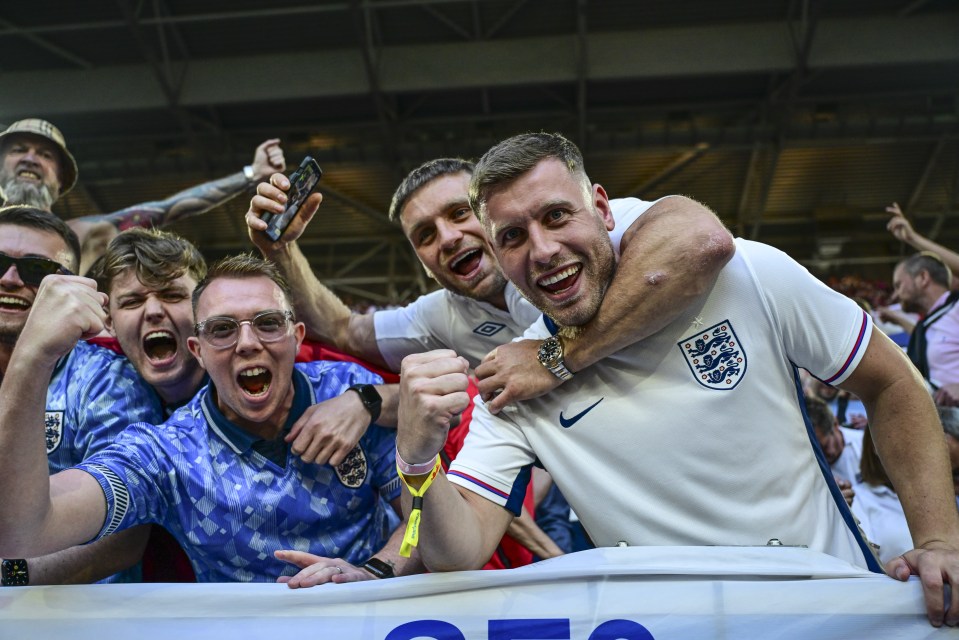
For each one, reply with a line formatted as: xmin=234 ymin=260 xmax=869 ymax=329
xmin=395 ymin=350 xmax=513 ymax=571
xmin=246 ymin=174 xmax=388 ymax=369
xmin=70 ymin=140 xmax=285 ymax=274
xmin=477 ymin=194 xmax=734 ymax=412
xmin=840 ymin=326 xmax=959 ymax=627
xmin=887 ymin=202 xmax=959 ymax=279
xmin=84 ymin=139 xmax=284 ymax=232
xmin=0 ymin=276 xmax=113 ymax=558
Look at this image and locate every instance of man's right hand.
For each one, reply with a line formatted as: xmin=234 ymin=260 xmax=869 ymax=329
xmin=886 ymin=202 xmax=916 ymax=244
xmin=17 ymin=275 xmax=107 ymax=368
xmin=397 ymin=350 xmax=470 ymax=465
xmin=245 ymin=172 xmax=323 ymax=255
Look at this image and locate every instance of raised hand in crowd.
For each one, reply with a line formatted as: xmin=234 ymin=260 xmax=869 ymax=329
xmin=16 ymin=275 xmax=107 ymax=367
xmin=886 ymin=203 xmax=916 ymax=244
xmin=397 ymin=350 xmax=471 ymax=466
xmin=886 ymin=202 xmax=959 ymax=280
xmin=246 ymin=172 xmax=323 ymax=252
xmin=250 ymin=138 xmax=286 ymax=182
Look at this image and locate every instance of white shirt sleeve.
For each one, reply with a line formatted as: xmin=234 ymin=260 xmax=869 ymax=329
xmin=737 ymin=239 xmax=873 ymax=385
xmin=372 ymin=290 xmax=451 ymax=371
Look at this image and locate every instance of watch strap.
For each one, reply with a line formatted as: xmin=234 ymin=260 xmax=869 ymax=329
xmin=347 ymin=384 xmax=382 ymax=424
xmin=546 ymin=359 xmax=575 ymax=381
xmin=360 ymin=557 xmax=395 ymax=579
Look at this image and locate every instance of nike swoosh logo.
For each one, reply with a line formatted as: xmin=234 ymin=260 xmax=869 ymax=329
xmin=559 ymin=398 xmax=604 ymax=429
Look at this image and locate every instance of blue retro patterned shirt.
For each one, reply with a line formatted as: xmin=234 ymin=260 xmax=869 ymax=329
xmin=76 ymin=360 xmax=401 ymax=583
xmin=46 ymin=340 xmax=164 ymax=473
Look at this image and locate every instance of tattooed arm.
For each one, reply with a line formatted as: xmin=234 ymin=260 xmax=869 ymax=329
xmin=71 ymin=139 xmax=285 ymax=274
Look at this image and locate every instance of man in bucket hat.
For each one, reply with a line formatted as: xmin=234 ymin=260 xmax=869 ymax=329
xmin=0 ymin=118 xmax=285 ymax=274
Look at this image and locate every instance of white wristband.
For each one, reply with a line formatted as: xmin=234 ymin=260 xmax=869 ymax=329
xmin=243 ymin=165 xmax=255 ymax=182
xmin=396 ymin=447 xmax=440 ymax=476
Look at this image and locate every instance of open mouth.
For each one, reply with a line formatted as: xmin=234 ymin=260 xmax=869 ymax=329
xmin=143 ymin=330 xmax=178 ymax=363
xmin=0 ymin=295 xmax=30 ymax=311
xmin=238 ymin=366 xmax=272 ymax=397
xmin=537 ymin=265 xmax=581 ymax=294
xmin=449 ymin=249 xmax=482 ymax=277
xmin=16 ymin=169 xmax=42 ymax=183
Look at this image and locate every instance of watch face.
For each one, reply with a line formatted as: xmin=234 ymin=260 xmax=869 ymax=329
xmin=354 ymin=385 xmax=380 ymax=407
xmin=538 ymin=336 xmax=563 ymax=367
xmin=2 ymin=559 xmax=28 ymax=586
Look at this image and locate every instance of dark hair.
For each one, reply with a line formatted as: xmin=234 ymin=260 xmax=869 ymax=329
xmin=939 ymin=405 xmax=959 ymax=440
xmin=191 ymin=253 xmax=293 ymax=317
xmin=89 ymin=227 xmax=207 ymax=295
xmin=899 ymin=252 xmax=952 ymax=289
xmin=389 ymin=158 xmax=474 ymax=222
xmin=0 ymin=204 xmax=80 ymax=271
xmin=804 ymin=396 xmax=836 ymax=436
xmin=468 ymin=132 xmax=588 ymax=222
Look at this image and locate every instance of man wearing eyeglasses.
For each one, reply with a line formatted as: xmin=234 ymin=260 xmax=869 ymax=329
xmin=0 ymin=252 xmax=417 ymax=585
xmin=0 ymin=205 xmax=165 ymax=586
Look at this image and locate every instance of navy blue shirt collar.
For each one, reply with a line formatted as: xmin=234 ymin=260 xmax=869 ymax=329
xmin=202 ymin=367 xmax=315 ymax=455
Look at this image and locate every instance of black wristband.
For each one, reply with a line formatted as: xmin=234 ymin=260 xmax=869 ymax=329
xmin=348 ymin=384 xmax=382 ymax=424
xmin=360 ymin=557 xmax=394 ymax=579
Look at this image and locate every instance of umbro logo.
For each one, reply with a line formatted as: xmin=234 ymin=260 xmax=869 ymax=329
xmin=559 ymin=398 xmax=604 ymax=429
xmin=473 ymin=322 xmax=507 ymax=337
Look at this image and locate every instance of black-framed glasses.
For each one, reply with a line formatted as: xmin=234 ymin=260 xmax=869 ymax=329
xmin=0 ymin=250 xmax=72 ymax=287
xmin=194 ymin=309 xmax=295 ymax=349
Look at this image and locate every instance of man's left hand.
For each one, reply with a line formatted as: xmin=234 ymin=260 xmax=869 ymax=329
xmin=885 ymin=544 xmax=959 ymax=627
xmin=274 ymin=550 xmax=374 ymax=588
xmin=475 ymin=340 xmax=562 ymax=414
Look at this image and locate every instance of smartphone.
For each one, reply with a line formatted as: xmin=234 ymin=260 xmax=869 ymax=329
xmin=262 ymin=156 xmax=323 ymax=242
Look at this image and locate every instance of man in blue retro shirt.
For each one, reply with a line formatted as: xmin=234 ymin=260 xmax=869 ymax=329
xmin=0 ymin=205 xmax=164 ymax=586
xmin=0 ymin=252 xmax=417 ymax=584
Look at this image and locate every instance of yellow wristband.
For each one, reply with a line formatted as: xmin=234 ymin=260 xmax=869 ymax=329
xmin=397 ymin=455 xmax=442 ymax=557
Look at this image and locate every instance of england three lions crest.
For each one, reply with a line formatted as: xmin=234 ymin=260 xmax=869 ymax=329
xmin=678 ymin=320 xmax=746 ymax=390
xmin=45 ymin=411 xmax=64 ymax=453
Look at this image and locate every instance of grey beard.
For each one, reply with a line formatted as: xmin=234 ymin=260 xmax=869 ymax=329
xmin=0 ymin=178 xmax=57 ymax=211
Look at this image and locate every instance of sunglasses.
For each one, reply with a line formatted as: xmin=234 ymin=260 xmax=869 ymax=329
xmin=0 ymin=251 xmax=72 ymax=286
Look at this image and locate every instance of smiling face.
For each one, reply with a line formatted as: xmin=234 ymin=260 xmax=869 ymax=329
xmin=482 ymin=158 xmax=616 ymax=328
xmin=399 ymin=171 xmax=507 ymax=307
xmin=0 ymin=224 xmax=73 ymax=347
xmin=0 ymin=134 xmax=62 ymax=210
xmin=187 ymin=275 xmax=305 ymax=437
xmin=107 ymin=268 xmax=203 ymax=405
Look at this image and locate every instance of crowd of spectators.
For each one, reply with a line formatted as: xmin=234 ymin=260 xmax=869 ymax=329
xmin=1 ymin=119 xmax=958 ymax=627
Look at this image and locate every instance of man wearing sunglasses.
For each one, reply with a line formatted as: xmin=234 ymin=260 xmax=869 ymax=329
xmin=0 ymin=252 xmax=417 ymax=585
xmin=0 ymin=205 xmax=165 ymax=586
xmin=0 ymin=118 xmax=286 ymax=275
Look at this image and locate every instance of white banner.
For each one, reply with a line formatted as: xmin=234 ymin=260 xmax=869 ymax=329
xmin=0 ymin=546 xmax=946 ymax=639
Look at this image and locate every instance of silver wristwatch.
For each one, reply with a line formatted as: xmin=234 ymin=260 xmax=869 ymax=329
xmin=537 ymin=335 xmax=574 ymax=381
